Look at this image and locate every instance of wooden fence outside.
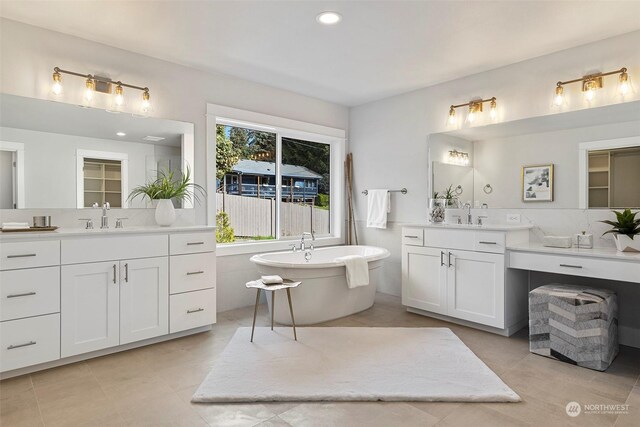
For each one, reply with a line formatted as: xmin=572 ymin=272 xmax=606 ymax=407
xmin=216 ymin=193 xmax=329 ymax=238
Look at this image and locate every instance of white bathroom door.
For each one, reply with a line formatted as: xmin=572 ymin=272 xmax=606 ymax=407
xmin=119 ymin=257 xmax=169 ymax=345
xmin=61 ymin=262 xmax=120 ymax=357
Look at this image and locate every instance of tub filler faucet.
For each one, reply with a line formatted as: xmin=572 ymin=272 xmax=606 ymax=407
xmin=300 ymin=231 xmax=315 ymax=251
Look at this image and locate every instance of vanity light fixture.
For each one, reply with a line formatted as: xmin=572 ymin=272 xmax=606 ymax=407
xmin=448 ymin=150 xmax=470 ymax=166
xmin=554 ymin=67 xmax=629 ymax=105
xmin=116 ymin=132 xmax=126 ymax=137
xmin=51 ymin=67 xmax=151 ymax=114
xmin=448 ymin=97 xmax=497 ymax=125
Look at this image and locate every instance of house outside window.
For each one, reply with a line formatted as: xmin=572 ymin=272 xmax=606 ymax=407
xmin=208 ymin=105 xmax=345 ymax=252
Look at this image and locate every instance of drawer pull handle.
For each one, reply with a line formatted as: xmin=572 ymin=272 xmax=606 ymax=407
xmin=187 ymin=271 xmax=205 ymax=276
xmin=7 ymin=341 xmax=36 ymax=350
xmin=187 ymin=308 xmax=204 ymax=314
xmin=7 ymin=291 xmax=37 ymax=299
xmin=560 ymin=264 xmax=583 ymax=269
xmin=478 ymin=241 xmax=498 ymax=245
xmin=113 ymin=264 xmax=117 ymax=284
xmin=404 ymin=235 xmax=419 ymax=239
xmin=448 ymin=251 xmax=453 ymax=267
xmin=7 ymin=253 xmax=36 ymax=259
xmin=124 ymin=263 xmax=129 ymax=283
xmin=440 ymin=251 xmax=445 ymax=267
xmin=187 ymin=242 xmax=205 ymax=246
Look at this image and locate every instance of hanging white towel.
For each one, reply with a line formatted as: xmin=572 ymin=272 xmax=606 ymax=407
xmin=366 ymin=189 xmax=390 ymax=229
xmin=335 ymin=255 xmax=369 ymax=288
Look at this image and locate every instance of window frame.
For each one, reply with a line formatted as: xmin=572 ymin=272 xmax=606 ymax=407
xmin=206 ymin=104 xmax=345 ymax=257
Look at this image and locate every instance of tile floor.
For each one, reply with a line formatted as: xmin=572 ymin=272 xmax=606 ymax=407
xmin=1 ymin=293 xmax=638 ymax=426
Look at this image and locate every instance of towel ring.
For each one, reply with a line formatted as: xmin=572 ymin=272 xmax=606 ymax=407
xmin=483 ymin=184 xmax=493 ymax=194
xmin=454 ymin=185 xmax=463 ymax=195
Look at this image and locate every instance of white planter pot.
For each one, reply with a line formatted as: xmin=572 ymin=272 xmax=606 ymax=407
xmin=155 ymin=199 xmax=176 ymax=227
xmin=613 ymin=234 xmax=640 ymax=252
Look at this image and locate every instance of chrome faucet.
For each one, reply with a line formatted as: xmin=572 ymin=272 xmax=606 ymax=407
xmin=463 ymin=203 xmax=472 ymax=224
xmin=299 ymin=231 xmax=315 ymax=251
xmin=100 ymin=202 xmax=110 ymax=229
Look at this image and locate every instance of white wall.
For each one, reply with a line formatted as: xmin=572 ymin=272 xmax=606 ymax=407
xmin=0 ymin=18 xmax=349 ymax=312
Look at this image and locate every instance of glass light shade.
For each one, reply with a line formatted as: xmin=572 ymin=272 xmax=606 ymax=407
xmin=140 ymin=91 xmax=151 ymax=114
xmin=51 ymin=72 xmax=62 ymax=96
xmin=553 ymin=86 xmax=564 ymax=106
xmin=84 ymin=78 xmax=95 ymax=102
xmin=583 ymin=80 xmax=597 ymax=102
xmin=114 ymin=85 xmax=124 ymax=106
xmin=489 ymin=100 xmax=497 ymax=120
xmin=467 ymin=111 xmax=476 ymax=123
xmin=448 ymin=108 xmax=456 ymax=125
xmin=618 ymin=72 xmax=631 ymax=96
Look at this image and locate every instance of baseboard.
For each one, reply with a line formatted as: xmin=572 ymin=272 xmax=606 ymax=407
xmin=0 ymin=325 xmax=213 ymax=380
xmin=406 ymin=307 xmax=527 ymax=337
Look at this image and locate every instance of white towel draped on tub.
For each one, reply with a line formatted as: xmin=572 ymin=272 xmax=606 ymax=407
xmin=366 ymin=189 xmax=390 ymax=229
xmin=335 ymin=255 xmax=369 ymax=288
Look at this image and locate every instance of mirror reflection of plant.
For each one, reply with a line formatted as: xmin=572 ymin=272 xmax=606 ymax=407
xmin=601 ymin=209 xmax=640 ymax=239
xmin=128 ymin=166 xmax=205 ymax=205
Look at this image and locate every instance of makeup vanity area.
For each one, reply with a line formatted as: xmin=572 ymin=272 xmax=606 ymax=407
xmin=0 ymin=94 xmax=216 ymax=378
xmin=402 ymin=101 xmax=640 ymax=343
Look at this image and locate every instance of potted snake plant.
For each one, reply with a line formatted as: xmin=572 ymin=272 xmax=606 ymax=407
xmin=601 ymin=209 xmax=640 ymax=252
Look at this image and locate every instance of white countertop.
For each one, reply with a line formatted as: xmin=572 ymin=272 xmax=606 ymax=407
xmin=0 ymin=225 xmax=215 ymax=241
xmin=508 ymin=242 xmax=640 ymax=262
xmin=405 ymin=223 xmax=534 ymax=231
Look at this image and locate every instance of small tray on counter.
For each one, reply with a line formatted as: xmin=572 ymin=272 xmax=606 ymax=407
xmin=1 ymin=226 xmax=59 ymax=233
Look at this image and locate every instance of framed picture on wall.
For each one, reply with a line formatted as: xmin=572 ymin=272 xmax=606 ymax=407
xmin=522 ymin=164 xmax=554 ymax=202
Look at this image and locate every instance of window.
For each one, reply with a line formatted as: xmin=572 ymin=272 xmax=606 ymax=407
xmin=210 ymin=106 xmax=344 ymax=248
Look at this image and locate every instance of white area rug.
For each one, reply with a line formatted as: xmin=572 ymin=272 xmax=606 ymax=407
xmin=192 ymin=327 xmax=520 ymax=403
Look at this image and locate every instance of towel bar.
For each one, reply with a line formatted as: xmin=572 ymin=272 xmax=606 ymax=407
xmin=362 ymin=188 xmax=407 ymax=196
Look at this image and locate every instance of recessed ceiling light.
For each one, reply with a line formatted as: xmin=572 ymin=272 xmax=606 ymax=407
xmin=116 ymin=132 xmax=126 ymax=136
xmin=316 ymin=11 xmax=342 ymax=25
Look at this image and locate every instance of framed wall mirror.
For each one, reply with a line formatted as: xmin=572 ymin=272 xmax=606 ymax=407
xmin=0 ymin=93 xmax=195 ymax=209
xmin=428 ymin=100 xmax=640 ymax=209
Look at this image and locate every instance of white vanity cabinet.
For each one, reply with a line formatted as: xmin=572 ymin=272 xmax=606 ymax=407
xmin=61 ymin=256 xmax=169 ymax=357
xmin=402 ymin=225 xmax=530 ymax=335
xmin=0 ymin=226 xmax=216 ymax=378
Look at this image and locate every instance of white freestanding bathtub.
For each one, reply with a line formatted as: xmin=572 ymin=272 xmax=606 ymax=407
xmin=250 ymin=245 xmax=390 ymax=325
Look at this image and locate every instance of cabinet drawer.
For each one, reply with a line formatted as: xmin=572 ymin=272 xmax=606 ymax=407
xmin=474 ymin=231 xmax=506 ymax=253
xmin=170 ymin=252 xmax=216 ymax=294
xmin=509 ymin=251 xmax=640 ymax=283
xmin=402 ymin=228 xmax=424 ymax=246
xmin=170 ymin=232 xmax=216 ymax=255
xmin=424 ymin=228 xmax=475 ymax=251
xmin=61 ymin=234 xmax=168 ymax=264
xmin=0 ymin=240 xmax=60 ymax=271
xmin=170 ymin=288 xmax=216 ymax=333
xmin=0 ymin=267 xmax=60 ymax=321
xmin=0 ymin=314 xmax=60 ymax=372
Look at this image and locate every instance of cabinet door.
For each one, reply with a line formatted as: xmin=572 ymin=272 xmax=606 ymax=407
xmin=61 ymin=262 xmax=119 ymax=357
xmin=447 ymin=250 xmax=504 ymax=328
xmin=402 ymin=246 xmax=447 ymax=315
xmin=120 ymin=257 xmax=168 ymax=345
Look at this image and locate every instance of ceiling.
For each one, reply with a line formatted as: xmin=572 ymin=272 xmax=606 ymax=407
xmin=0 ymin=93 xmax=192 ymax=147
xmin=2 ymin=1 xmax=640 ymax=106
